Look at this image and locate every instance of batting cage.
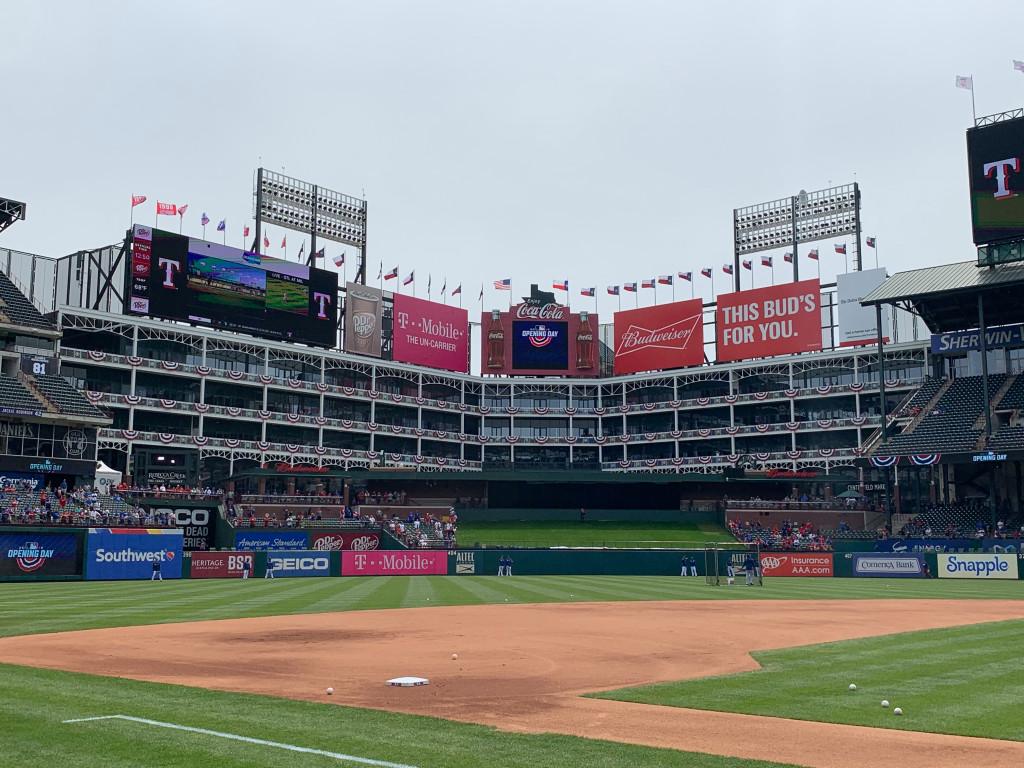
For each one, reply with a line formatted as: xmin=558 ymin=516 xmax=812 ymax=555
xmin=704 ymin=542 xmax=763 ymax=587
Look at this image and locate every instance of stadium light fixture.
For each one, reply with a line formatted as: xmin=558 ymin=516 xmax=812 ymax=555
xmin=731 ymin=182 xmax=863 ymax=289
xmin=253 ymin=169 xmax=368 ymax=282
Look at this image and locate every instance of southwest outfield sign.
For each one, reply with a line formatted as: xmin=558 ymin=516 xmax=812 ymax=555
xmin=937 ymin=553 xmax=1018 ymax=579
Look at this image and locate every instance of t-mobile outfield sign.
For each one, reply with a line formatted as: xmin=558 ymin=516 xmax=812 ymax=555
xmin=837 ymin=268 xmax=890 ymax=347
xmin=341 ymin=550 xmax=448 ymax=576
xmin=613 ymin=299 xmax=704 ymax=375
xmin=716 ymin=279 xmax=822 ymax=362
xmin=392 ymin=294 xmax=469 ymax=373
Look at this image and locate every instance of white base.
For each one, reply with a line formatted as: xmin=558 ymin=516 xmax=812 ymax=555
xmin=386 ymin=676 xmax=429 ymax=687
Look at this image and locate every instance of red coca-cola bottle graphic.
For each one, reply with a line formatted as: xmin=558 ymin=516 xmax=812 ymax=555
xmin=575 ymin=311 xmax=594 ymax=370
xmin=486 ymin=310 xmax=505 ymax=369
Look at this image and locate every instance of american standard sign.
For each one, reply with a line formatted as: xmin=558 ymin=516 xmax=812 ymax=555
xmin=613 ymin=299 xmax=705 ymax=375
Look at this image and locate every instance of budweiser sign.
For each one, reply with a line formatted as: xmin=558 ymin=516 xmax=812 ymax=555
xmin=514 ymin=302 xmax=567 ymax=320
xmin=613 ymin=299 xmax=704 ymax=374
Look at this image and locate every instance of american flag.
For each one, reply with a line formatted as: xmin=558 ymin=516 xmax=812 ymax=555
xmin=201 ymin=212 xmax=210 ymax=226
xmin=494 ymin=278 xmax=511 ymax=290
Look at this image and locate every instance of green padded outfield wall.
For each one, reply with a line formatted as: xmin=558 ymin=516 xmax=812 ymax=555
xmin=449 ymin=548 xmax=712 ymax=576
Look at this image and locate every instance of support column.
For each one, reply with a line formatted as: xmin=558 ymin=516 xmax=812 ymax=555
xmin=979 ymin=293 xmax=993 ymax=440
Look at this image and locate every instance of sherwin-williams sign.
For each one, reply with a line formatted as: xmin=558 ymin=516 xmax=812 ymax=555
xmin=937 ymin=553 xmax=1018 ymax=579
xmin=342 ymin=550 xmax=448 ymax=576
xmin=392 ymin=294 xmax=469 ymax=373
xmin=86 ymin=528 xmax=183 ymax=580
xmin=716 ymin=279 xmax=822 ymax=362
xmin=613 ymin=299 xmax=704 ymax=375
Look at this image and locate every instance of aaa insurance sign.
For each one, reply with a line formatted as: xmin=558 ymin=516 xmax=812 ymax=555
xmin=716 ymin=279 xmax=822 ymax=362
xmin=613 ymin=299 xmax=704 ymax=375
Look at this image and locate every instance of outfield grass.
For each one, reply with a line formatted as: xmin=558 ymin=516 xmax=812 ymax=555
xmin=0 ymin=576 xmax=1021 ymax=639
xmin=456 ymin=520 xmax=735 ymax=548
xmin=0 ymin=663 xmax=796 ymax=768
xmin=595 ymin=618 xmax=1024 ymax=741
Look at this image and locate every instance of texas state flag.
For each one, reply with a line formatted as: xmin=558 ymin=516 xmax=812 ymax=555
xmin=552 ymin=280 xmax=568 ymax=291
xmin=657 ymin=275 xmax=673 ymax=285
xmin=761 ymin=256 xmax=773 ymax=267
xmin=607 ymin=285 xmax=620 ymax=296
xmin=741 ymin=260 xmax=752 ymax=271
xmin=641 ymin=279 xmax=656 ymax=289
xmin=580 ymin=287 xmax=595 ymax=297
xmin=783 ymin=252 xmax=793 ymax=263
xmin=834 ymin=243 xmax=847 ymax=255
xmin=623 ymin=282 xmax=637 ymax=293
xmin=678 ymin=271 xmax=692 ymax=282
xmin=700 ymin=267 xmax=713 ymax=278
xmin=722 ymin=264 xmax=733 ymax=275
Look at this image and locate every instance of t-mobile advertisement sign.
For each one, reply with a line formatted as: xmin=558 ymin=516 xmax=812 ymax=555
xmin=391 ymin=294 xmax=469 ymax=373
xmin=341 ymin=550 xmax=448 ymax=576
xmin=716 ymin=279 xmax=822 ymax=362
xmin=613 ymin=298 xmax=704 ymax=375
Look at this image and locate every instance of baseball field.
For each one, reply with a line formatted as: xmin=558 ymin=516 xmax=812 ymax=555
xmin=1 ymin=576 xmax=1022 ymax=768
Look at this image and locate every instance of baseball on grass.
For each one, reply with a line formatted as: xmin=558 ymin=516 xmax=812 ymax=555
xmin=326 ymin=687 xmax=334 ymax=695
xmin=893 ymin=707 xmax=903 ymax=716
xmin=451 ymin=653 xmax=458 ymax=661
xmin=848 ymin=683 xmax=857 ymax=691
xmin=881 ymin=700 xmax=890 ymax=708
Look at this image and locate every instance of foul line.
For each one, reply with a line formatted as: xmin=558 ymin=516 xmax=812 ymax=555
xmin=62 ymin=715 xmax=418 ymax=768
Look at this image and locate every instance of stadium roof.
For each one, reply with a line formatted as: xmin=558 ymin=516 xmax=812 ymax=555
xmin=860 ymin=260 xmax=1024 ymax=333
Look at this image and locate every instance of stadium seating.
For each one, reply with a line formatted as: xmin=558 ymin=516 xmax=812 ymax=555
xmin=989 ymin=424 xmax=1024 ymax=451
xmin=0 ymin=270 xmax=54 ymax=330
xmin=0 ymin=374 xmax=46 ymax=412
xmin=0 ymin=487 xmax=140 ymax=526
xmin=881 ymin=374 xmax=1006 ymax=454
xmin=31 ymin=374 xmax=107 ymax=418
xmin=995 ymin=375 xmax=1024 ymax=410
xmin=896 ymin=376 xmax=944 ymax=415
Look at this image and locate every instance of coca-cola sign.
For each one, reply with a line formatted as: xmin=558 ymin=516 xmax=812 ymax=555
xmin=514 ymin=302 xmax=567 ymax=321
xmin=613 ymin=299 xmax=704 ymax=374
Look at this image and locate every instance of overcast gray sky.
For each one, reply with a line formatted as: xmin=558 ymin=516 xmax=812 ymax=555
xmin=5 ymin=0 xmax=1024 ymax=312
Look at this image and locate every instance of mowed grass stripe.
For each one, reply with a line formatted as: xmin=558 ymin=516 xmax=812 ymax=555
xmin=0 ymin=663 xmax=795 ymax=768
xmin=595 ymin=618 xmax=1024 ymax=741
xmin=0 ymin=577 xmax=1021 ymax=639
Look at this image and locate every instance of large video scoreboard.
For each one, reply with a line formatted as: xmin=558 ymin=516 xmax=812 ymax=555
xmin=127 ymin=226 xmax=338 ymax=347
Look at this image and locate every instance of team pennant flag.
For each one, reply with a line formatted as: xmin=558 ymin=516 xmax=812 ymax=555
xmin=678 ymin=271 xmax=692 ymax=282
xmin=384 ymin=266 xmax=399 ymax=280
xmin=607 ymin=285 xmax=620 ymax=296
xmin=623 ymin=282 xmax=637 ymax=293
xmin=131 ymin=195 xmax=147 ymax=208
xmin=657 ymin=275 xmax=673 ymax=285
xmin=494 ymin=278 xmax=511 ymax=290
xmin=156 ymin=201 xmax=177 ymax=216
xmin=581 ymin=287 xmax=595 ymax=297
xmin=177 ymin=204 xmax=188 ymax=218
xmin=552 ymin=280 xmax=568 ymax=291
xmin=722 ymin=264 xmax=733 ymax=275
xmin=403 ymin=271 xmax=415 ymax=286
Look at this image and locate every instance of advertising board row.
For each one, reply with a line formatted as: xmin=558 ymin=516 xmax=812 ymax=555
xmin=191 ymin=550 xmax=448 ymax=577
xmin=233 ymin=530 xmax=381 ymax=551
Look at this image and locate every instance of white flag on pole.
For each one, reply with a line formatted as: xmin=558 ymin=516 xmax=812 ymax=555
xmin=955 ymin=75 xmax=973 ymax=90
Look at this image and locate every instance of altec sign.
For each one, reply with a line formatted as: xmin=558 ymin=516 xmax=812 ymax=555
xmin=392 ymin=294 xmax=469 ymax=373
xmin=716 ymin=279 xmax=822 ymax=362
xmin=613 ymin=299 xmax=704 ymax=375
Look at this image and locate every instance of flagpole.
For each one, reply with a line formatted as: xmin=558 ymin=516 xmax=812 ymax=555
xmin=690 ymin=279 xmax=694 ymax=299
xmin=875 ymin=240 xmax=879 ymax=269
xmin=772 ymin=262 xmax=775 ymax=286
xmin=970 ymin=76 xmax=977 ymax=123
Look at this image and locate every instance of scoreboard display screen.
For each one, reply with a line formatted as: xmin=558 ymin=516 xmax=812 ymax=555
xmin=511 ymin=320 xmax=568 ymax=370
xmin=967 ymin=115 xmax=1024 ymax=245
xmin=127 ymin=226 xmax=338 ymax=347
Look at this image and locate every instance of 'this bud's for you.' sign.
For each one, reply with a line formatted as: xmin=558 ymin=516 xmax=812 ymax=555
xmin=716 ymin=279 xmax=823 ymax=362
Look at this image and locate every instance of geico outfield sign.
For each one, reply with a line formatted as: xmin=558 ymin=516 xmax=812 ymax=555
xmin=937 ymin=553 xmax=1018 ymax=579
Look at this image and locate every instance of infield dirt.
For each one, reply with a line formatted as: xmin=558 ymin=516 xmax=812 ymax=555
xmin=2 ymin=599 xmax=1023 ymax=768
